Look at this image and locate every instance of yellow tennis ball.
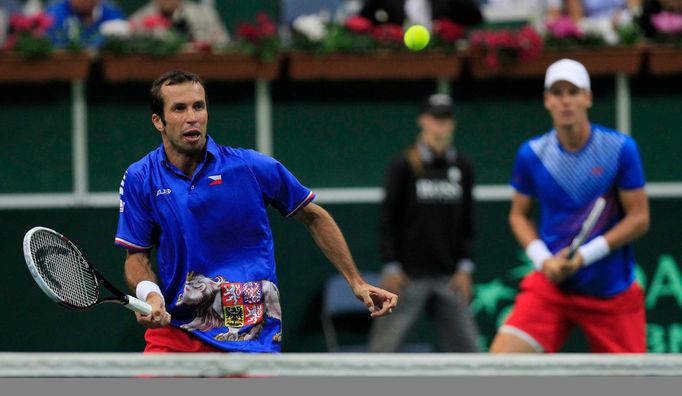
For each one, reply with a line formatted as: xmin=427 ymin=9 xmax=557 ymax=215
xmin=404 ymin=25 xmax=430 ymax=51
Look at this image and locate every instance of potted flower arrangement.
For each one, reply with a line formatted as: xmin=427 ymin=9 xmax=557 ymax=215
xmin=469 ymin=16 xmax=643 ymax=78
xmin=100 ymin=16 xmax=186 ymax=58
xmin=3 ymin=12 xmax=54 ymax=59
xmin=233 ymin=12 xmax=281 ymax=63
xmin=99 ymin=13 xmax=281 ymax=82
xmin=542 ymin=16 xmax=643 ymax=76
xmin=0 ymin=12 xmax=90 ymax=82
xmin=468 ymin=25 xmax=543 ymax=77
xmin=288 ymin=14 xmax=466 ymax=80
xmin=646 ymin=11 xmax=682 ymax=74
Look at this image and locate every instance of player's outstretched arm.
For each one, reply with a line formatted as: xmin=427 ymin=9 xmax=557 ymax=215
xmin=294 ymin=203 xmax=398 ymax=317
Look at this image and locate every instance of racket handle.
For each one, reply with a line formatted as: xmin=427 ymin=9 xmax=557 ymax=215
xmin=125 ymin=295 xmax=152 ymax=316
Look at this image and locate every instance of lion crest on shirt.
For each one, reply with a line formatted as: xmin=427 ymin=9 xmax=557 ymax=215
xmin=175 ymin=272 xmax=282 ymax=342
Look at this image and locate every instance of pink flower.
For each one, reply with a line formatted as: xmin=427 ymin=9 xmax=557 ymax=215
xmin=545 ymin=16 xmax=584 ymax=39
xmin=651 ymin=11 xmax=682 ymax=35
xmin=9 ymin=12 xmax=54 ymax=36
xmin=256 ymin=12 xmax=277 ymax=37
xmin=140 ymin=14 xmax=172 ymax=31
xmin=433 ymin=19 xmax=464 ymax=43
xmin=236 ymin=22 xmax=261 ymax=43
xmin=192 ymin=40 xmax=213 ymax=54
xmin=517 ymin=25 xmax=543 ymax=59
xmin=10 ymin=14 xmax=34 ymax=32
xmin=470 ymin=25 xmax=542 ymax=68
xmin=345 ymin=16 xmax=373 ymax=34
xmin=371 ymin=23 xmax=403 ymax=44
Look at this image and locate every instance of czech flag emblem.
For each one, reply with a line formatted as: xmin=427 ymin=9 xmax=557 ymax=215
xmin=208 ymin=175 xmax=222 ymax=186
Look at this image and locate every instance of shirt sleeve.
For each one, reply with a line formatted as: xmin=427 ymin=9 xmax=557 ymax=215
xmin=617 ymin=136 xmax=646 ymax=190
xmin=510 ymin=143 xmax=535 ymax=197
xmin=245 ymin=150 xmax=315 ymax=217
xmin=114 ymin=169 xmax=155 ymax=250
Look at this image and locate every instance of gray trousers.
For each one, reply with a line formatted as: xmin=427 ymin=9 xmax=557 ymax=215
xmin=368 ymin=276 xmax=480 ymax=352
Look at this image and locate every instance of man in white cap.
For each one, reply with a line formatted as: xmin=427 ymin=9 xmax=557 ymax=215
xmin=489 ymin=59 xmax=650 ymax=353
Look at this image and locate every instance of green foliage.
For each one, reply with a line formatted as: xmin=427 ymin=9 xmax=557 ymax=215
xmin=617 ymin=24 xmax=642 ymax=46
xmin=102 ymin=30 xmax=187 ymax=57
xmin=544 ymin=33 xmax=606 ymax=48
xmin=11 ymin=33 xmax=53 ymax=60
xmin=233 ymin=34 xmax=281 ymax=63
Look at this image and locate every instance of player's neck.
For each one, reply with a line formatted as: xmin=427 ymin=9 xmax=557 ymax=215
xmin=164 ymin=148 xmax=204 ymax=178
xmin=419 ymin=135 xmax=449 ymax=157
xmin=555 ymin=121 xmax=590 ymax=152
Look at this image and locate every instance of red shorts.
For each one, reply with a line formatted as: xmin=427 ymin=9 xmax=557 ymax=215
xmin=144 ymin=326 xmax=224 ymax=353
xmin=501 ymin=272 xmax=646 ymax=353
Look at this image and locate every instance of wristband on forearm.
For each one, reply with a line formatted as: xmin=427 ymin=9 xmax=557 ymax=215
xmin=526 ymin=239 xmax=552 ymax=271
xmin=136 ymin=281 xmax=164 ymax=304
xmin=578 ymin=236 xmax=610 ymax=266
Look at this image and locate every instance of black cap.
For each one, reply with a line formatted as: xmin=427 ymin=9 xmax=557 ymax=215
xmin=421 ymin=93 xmax=454 ymax=118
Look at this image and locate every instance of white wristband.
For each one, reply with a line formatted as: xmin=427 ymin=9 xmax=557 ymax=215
xmin=136 ymin=281 xmax=164 ymax=304
xmin=526 ymin=239 xmax=552 ymax=271
xmin=578 ymin=236 xmax=610 ymax=266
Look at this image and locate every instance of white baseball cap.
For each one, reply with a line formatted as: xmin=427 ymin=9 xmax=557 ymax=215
xmin=544 ymin=59 xmax=591 ymax=91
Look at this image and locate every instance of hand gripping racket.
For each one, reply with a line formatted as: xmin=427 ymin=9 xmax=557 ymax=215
xmin=23 ymin=226 xmax=151 ymax=315
xmin=567 ymin=197 xmax=607 ymax=259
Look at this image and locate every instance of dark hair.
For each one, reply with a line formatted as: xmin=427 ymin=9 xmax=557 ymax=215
xmin=150 ymin=71 xmax=207 ymax=122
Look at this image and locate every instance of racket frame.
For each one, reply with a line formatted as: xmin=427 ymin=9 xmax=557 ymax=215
xmin=23 ymin=226 xmax=151 ymax=315
xmin=567 ymin=197 xmax=607 ymax=259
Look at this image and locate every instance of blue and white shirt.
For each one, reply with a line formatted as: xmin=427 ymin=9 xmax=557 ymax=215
xmin=115 ymin=136 xmax=315 ymax=352
xmin=511 ymin=124 xmax=646 ymax=297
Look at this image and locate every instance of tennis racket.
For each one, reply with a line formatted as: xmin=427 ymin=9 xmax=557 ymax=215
xmin=567 ymin=197 xmax=607 ymax=259
xmin=22 ymin=226 xmax=151 ymax=315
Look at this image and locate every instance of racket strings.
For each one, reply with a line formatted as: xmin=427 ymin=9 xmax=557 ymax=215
xmin=30 ymin=231 xmax=99 ymax=308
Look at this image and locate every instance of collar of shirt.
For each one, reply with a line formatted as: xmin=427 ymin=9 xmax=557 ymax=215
xmin=156 ymin=134 xmax=220 ymax=178
xmin=417 ymin=141 xmax=457 ymax=164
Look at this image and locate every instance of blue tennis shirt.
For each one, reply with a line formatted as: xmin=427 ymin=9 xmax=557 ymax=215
xmin=115 ymin=136 xmax=315 ymax=352
xmin=511 ymin=124 xmax=646 ymax=297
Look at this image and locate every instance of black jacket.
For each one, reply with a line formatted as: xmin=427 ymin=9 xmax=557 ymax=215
xmin=360 ymin=0 xmax=484 ymax=27
xmin=378 ymin=143 xmax=475 ymax=277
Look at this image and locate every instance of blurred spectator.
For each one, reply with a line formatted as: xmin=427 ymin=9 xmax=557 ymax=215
xmin=367 ymin=93 xmax=480 ymax=353
xmin=282 ymin=0 xmax=356 ymax=24
xmin=564 ymin=0 xmax=642 ymax=24
xmin=45 ymin=0 xmax=124 ymax=48
xmin=0 ymin=0 xmax=21 ymax=46
xmin=129 ymin=0 xmax=229 ymax=47
xmin=359 ymin=0 xmax=484 ymax=30
xmin=638 ymin=0 xmax=682 ymax=37
xmin=479 ymin=0 xmax=562 ymax=30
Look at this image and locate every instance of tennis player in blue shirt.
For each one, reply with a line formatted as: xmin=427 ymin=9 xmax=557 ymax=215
xmin=489 ymin=59 xmax=650 ymax=353
xmin=115 ymin=71 xmax=398 ymax=353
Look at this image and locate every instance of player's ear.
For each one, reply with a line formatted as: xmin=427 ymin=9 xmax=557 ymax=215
xmin=152 ymin=113 xmax=165 ymax=132
xmin=417 ymin=113 xmax=428 ymax=129
xmin=585 ymin=90 xmax=593 ymax=109
xmin=543 ymin=90 xmax=551 ymax=111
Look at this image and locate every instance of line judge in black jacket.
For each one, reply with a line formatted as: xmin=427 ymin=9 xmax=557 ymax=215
xmin=360 ymin=0 xmax=483 ymax=28
xmin=368 ymin=94 xmax=480 ymax=353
